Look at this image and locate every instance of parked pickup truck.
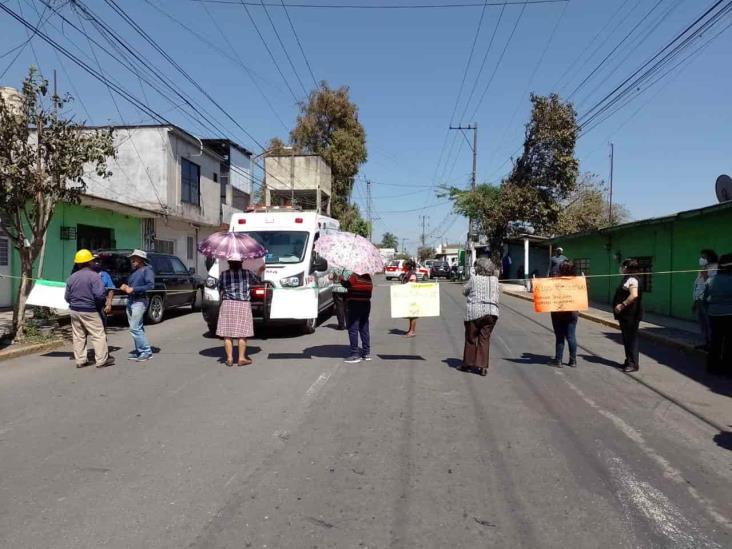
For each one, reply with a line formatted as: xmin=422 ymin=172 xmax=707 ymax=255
xmin=95 ymin=250 xmax=203 ymax=324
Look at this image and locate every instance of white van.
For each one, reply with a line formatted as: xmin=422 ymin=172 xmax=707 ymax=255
xmin=202 ymin=207 xmax=340 ymax=334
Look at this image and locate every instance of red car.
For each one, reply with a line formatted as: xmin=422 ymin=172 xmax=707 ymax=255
xmin=384 ymin=259 xmax=408 ymax=281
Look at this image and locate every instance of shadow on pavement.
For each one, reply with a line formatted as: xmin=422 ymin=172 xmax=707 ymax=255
xmin=504 ymin=352 xmax=555 ymax=366
xmin=267 ymin=344 xmax=349 ymax=360
xmin=580 ymin=353 xmax=622 ymax=369
xmin=388 ymin=328 xmax=408 ymax=335
xmin=713 ymin=431 xmax=732 ymax=451
xmin=199 ymin=345 xmax=261 ymax=363
xmin=442 ymin=358 xmax=484 ymax=376
xmin=376 ymin=354 xmax=425 ymax=361
xmin=601 ymin=331 xmax=732 ymax=398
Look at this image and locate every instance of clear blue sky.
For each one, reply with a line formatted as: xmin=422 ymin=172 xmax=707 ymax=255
xmin=2 ymin=0 xmax=730 ymax=254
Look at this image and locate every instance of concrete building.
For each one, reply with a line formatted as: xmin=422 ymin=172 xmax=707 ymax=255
xmin=4 ymin=125 xmax=252 ymax=305
xmin=435 ymin=243 xmax=462 ymax=265
xmin=264 ymin=154 xmax=331 ymax=214
xmin=552 ymin=201 xmax=732 ymax=320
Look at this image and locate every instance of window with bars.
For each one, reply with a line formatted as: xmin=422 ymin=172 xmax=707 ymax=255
xmin=633 ymin=256 xmax=653 ymax=293
xmin=187 ymin=236 xmax=194 ymax=260
xmin=574 ymin=258 xmax=590 ymax=276
xmin=181 ymin=158 xmax=200 ymax=206
xmin=0 ymin=237 xmax=8 ymax=266
xmin=153 ymin=239 xmax=175 ymax=255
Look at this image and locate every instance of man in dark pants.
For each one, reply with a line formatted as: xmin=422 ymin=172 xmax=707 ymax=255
xmin=341 ymin=271 xmax=373 ymax=364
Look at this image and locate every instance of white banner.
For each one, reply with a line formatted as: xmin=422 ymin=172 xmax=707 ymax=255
xmin=26 ymin=279 xmax=69 ymax=311
xmin=390 ymin=283 xmax=440 ymax=318
xmin=268 ymin=287 xmax=318 ymax=320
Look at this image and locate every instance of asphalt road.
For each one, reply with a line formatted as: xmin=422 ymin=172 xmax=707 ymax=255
xmin=1 ymin=277 xmax=730 ymax=548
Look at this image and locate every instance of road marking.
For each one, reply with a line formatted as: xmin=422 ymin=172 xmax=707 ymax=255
xmin=605 ymin=452 xmax=719 ymax=548
xmin=560 ymin=373 xmax=731 ymax=529
xmin=304 ymin=370 xmax=333 ymax=405
xmin=493 ymin=332 xmax=512 ymax=355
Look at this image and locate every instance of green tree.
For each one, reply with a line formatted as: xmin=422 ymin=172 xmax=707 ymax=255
xmin=338 ymin=202 xmax=370 ymax=237
xmin=0 ymin=69 xmax=115 ymax=340
xmin=380 ymin=232 xmax=399 ymax=249
xmin=290 ymin=83 xmax=367 ymax=225
xmin=417 ymin=246 xmax=435 ymax=263
xmin=444 ymin=93 xmax=579 ymax=258
xmin=554 ymin=172 xmax=630 ymax=235
xmin=506 ymin=93 xmax=579 ymax=233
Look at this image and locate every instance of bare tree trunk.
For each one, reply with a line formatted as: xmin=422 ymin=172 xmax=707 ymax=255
xmin=12 ymin=253 xmax=34 ymax=342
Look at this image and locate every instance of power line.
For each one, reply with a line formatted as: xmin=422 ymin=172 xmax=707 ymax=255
xmin=0 ymin=0 xmax=50 ymax=79
xmin=238 ymin=0 xmax=300 ymax=102
xmin=189 ymin=0 xmax=569 ymax=9
xmin=143 ymin=0 xmax=290 ymax=129
xmin=258 ymin=0 xmax=309 ymax=96
xmin=279 ymin=0 xmax=318 ymax=87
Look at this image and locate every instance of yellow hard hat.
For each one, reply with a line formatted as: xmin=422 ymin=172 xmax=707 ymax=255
xmin=74 ymin=249 xmax=94 ymax=264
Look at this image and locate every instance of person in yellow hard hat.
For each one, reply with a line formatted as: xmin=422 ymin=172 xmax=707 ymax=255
xmin=64 ymin=249 xmax=114 ymax=368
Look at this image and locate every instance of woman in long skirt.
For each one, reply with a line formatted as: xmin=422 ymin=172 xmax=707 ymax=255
xmin=217 ymin=257 xmax=264 ymax=366
xmin=461 ymin=257 xmax=500 ymax=376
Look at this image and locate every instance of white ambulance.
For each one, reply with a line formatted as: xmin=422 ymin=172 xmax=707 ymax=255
xmin=202 ymin=207 xmax=340 ymax=334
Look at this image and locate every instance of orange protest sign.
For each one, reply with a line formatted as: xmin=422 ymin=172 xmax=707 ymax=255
xmin=532 ymin=276 xmax=589 ymax=313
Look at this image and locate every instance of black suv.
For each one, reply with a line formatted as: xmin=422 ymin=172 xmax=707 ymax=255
xmin=429 ymin=261 xmax=451 ymax=279
xmin=95 ymin=250 xmax=203 ymax=324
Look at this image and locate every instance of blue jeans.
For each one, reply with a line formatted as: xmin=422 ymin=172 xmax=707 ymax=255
xmin=551 ymin=312 xmax=577 ymax=362
xmin=347 ymin=300 xmax=371 ymax=357
xmin=127 ymin=301 xmax=151 ymax=355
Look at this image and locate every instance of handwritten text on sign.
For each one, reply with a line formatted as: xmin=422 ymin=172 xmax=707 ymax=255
xmin=390 ymin=283 xmax=440 ymax=318
xmin=533 ymin=277 xmax=589 ymax=313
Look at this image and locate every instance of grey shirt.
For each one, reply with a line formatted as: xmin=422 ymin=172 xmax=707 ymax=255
xmin=463 ymin=275 xmax=500 ymax=321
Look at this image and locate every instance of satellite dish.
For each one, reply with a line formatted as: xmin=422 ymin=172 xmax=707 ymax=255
xmin=716 ymin=174 xmax=732 ymax=203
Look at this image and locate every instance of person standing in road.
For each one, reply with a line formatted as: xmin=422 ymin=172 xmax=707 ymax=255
xmin=402 ymin=259 xmax=418 ymax=337
xmin=548 ymin=247 xmax=569 ymax=277
xmin=216 ymin=256 xmax=264 ymax=367
xmin=692 ymin=249 xmax=718 ymax=350
xmin=705 ymin=253 xmax=732 ymax=377
xmin=460 ymin=257 xmax=500 ymax=377
xmin=64 ymin=249 xmax=114 ymax=369
xmin=120 ymin=250 xmax=155 ymax=362
xmin=92 ymin=255 xmax=116 ymax=328
xmin=549 ymin=261 xmax=579 ymax=368
xmin=342 ymin=271 xmax=373 ymax=364
xmin=613 ymin=258 xmax=643 ymax=373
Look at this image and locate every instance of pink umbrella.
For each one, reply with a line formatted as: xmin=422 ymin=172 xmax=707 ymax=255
xmin=314 ymin=231 xmax=384 ymax=275
xmin=197 ymin=231 xmax=267 ymax=261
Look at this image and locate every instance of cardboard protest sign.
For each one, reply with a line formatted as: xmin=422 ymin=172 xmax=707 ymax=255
xmin=269 ymin=287 xmax=318 ymax=320
xmin=390 ymin=283 xmax=440 ymax=318
xmin=26 ymin=279 xmax=69 ymax=311
xmin=532 ymin=276 xmax=588 ymax=313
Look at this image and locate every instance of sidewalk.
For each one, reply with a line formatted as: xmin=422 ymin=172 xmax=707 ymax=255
xmin=501 ymin=283 xmax=704 ymax=353
xmin=501 ymin=283 xmax=731 ymax=433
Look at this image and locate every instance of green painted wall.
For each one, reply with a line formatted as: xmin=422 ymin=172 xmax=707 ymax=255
xmin=11 ymin=203 xmax=141 ymax=302
xmin=553 ymin=203 xmax=732 ymax=320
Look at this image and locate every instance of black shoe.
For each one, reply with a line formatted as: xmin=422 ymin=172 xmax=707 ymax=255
xmin=549 ymin=359 xmax=562 ymax=368
xmin=568 ymin=360 xmax=577 ymax=368
xmin=96 ymin=356 xmax=116 ymax=368
xmin=623 ymin=364 xmax=639 ymax=373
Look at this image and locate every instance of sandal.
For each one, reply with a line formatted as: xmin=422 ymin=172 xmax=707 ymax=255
xmin=238 ymin=358 xmax=253 ymax=367
xmin=479 ymin=367 xmax=488 ymax=377
xmin=225 ymin=360 xmax=234 ymax=367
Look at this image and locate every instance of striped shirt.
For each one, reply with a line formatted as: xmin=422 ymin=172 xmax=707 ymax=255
xmin=218 ymin=269 xmax=261 ymax=301
xmin=463 ymin=275 xmax=500 ymax=321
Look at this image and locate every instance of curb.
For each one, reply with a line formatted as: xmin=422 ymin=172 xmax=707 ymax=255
xmin=500 ymin=288 xmax=702 ymax=356
xmin=0 ymin=339 xmax=65 ymax=362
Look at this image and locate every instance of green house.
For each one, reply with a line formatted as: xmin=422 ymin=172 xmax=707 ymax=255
xmin=552 ymin=201 xmax=732 ymax=321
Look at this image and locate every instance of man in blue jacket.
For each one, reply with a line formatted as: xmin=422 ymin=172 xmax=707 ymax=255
xmin=65 ymin=249 xmax=114 ymax=368
xmin=120 ymin=249 xmax=155 ymax=361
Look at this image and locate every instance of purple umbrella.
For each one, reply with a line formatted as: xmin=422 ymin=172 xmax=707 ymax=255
xmin=197 ymin=231 xmax=267 ymax=261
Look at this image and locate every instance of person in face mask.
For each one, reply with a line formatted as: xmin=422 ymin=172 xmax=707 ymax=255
xmin=612 ymin=259 xmax=643 ymax=372
xmin=692 ymin=249 xmax=718 ymax=350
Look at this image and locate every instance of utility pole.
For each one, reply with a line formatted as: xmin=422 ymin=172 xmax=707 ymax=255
xmin=366 ymin=179 xmax=373 ymax=241
xmin=420 ymin=215 xmax=429 ymax=248
xmin=449 ymin=123 xmax=478 ymax=241
xmin=608 ymin=142 xmax=614 ymax=225
xmin=401 ymin=238 xmax=406 ymax=254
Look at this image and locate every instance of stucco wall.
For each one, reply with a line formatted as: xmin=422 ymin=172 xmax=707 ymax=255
xmin=264 ymin=155 xmax=332 ymax=195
